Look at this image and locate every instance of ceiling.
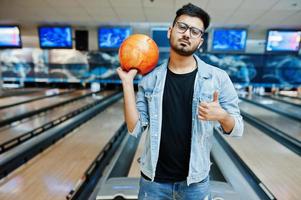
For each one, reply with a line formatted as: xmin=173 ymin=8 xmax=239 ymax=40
xmin=0 ymin=0 xmax=301 ymax=31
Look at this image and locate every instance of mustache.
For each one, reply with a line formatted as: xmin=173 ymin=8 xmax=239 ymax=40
xmin=178 ymin=38 xmax=191 ymax=45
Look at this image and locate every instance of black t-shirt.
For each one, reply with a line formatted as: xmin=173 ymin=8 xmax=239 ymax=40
xmin=142 ymin=66 xmax=197 ymax=182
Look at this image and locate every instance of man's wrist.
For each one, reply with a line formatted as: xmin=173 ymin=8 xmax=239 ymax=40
xmin=218 ymin=109 xmax=229 ymax=123
xmin=122 ymin=79 xmax=134 ymax=87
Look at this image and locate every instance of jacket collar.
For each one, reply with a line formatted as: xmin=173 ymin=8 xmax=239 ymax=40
xmin=156 ymin=54 xmax=212 ymax=79
xmin=195 ymin=55 xmax=212 ymax=79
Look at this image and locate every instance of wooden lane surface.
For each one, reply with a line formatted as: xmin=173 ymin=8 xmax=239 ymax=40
xmin=0 ymin=90 xmax=91 ymax=123
xmin=127 ymin=131 xmax=147 ymax=177
xmin=270 ymin=95 xmax=301 ymax=106
xmin=222 ymin=122 xmax=301 ymax=200
xmin=279 ymin=92 xmax=301 ymax=99
xmin=245 ymin=95 xmax=301 ymax=120
xmin=239 ymin=100 xmax=301 ymax=142
xmin=0 ymin=91 xmax=113 ymax=145
xmin=0 ymin=89 xmax=70 ymax=108
xmin=0 ymin=88 xmax=43 ymax=98
xmin=0 ymin=96 xmax=96 ymax=144
xmin=0 ymin=96 xmax=124 ymax=200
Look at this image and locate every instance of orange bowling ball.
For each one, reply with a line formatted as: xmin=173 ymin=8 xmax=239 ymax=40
xmin=119 ymin=34 xmax=159 ymax=75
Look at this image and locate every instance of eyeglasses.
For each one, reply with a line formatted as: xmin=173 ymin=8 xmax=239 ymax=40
xmin=174 ymin=21 xmax=204 ymax=39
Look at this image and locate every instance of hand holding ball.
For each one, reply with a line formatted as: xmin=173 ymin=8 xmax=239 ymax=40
xmin=118 ymin=34 xmax=159 ymax=75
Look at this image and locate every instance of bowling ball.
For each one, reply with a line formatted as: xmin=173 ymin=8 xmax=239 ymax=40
xmin=119 ymin=34 xmax=159 ymax=75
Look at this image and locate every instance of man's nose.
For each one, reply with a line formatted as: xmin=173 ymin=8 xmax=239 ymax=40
xmin=182 ymin=30 xmax=190 ymax=40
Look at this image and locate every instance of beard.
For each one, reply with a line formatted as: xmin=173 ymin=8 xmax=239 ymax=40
xmin=169 ymin=36 xmax=199 ymax=56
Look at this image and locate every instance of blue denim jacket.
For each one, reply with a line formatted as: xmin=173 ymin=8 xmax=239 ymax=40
xmin=129 ymin=55 xmax=244 ymax=186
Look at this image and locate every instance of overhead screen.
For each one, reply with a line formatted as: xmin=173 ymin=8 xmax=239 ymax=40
xmin=266 ymin=30 xmax=301 ymax=53
xmin=0 ymin=25 xmax=22 ymax=48
xmin=39 ymin=26 xmax=73 ymax=49
xmin=212 ymin=28 xmax=247 ymax=52
xmin=98 ymin=27 xmax=131 ymax=49
xmin=151 ymin=28 xmax=170 ymax=48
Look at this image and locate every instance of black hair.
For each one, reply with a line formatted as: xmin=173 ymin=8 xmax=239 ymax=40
xmin=173 ymin=3 xmax=210 ymax=30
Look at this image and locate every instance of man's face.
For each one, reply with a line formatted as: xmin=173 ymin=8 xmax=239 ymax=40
xmin=168 ymin=15 xmax=204 ymax=56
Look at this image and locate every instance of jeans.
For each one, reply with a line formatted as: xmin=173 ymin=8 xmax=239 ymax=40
xmin=138 ymin=176 xmax=210 ymax=200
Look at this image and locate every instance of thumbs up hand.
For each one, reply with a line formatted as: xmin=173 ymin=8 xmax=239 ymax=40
xmin=198 ymin=91 xmax=227 ymax=121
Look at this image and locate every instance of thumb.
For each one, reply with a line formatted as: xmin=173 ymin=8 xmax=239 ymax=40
xmin=213 ymin=91 xmax=219 ymax=102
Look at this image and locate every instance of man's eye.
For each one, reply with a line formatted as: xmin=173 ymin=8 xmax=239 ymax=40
xmin=191 ymin=29 xmax=200 ymax=35
xmin=179 ymin=24 xmax=187 ymax=30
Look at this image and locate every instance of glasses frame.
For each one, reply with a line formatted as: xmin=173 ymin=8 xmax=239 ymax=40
xmin=174 ymin=21 xmax=204 ymax=39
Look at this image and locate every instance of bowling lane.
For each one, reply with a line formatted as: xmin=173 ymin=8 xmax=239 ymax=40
xmin=0 ymin=98 xmax=124 ymax=200
xmin=242 ymin=95 xmax=301 ymax=121
xmin=0 ymin=88 xmax=71 ymax=109
xmin=0 ymin=89 xmax=92 ymax=126
xmin=0 ymin=88 xmax=44 ymax=98
xmin=127 ymin=132 xmax=146 ymax=177
xmin=279 ymin=91 xmax=301 ymax=100
xmin=239 ymin=100 xmax=301 ymax=142
xmin=221 ymin=122 xmax=301 ymax=200
xmin=0 ymin=91 xmax=112 ymax=147
xmin=265 ymin=94 xmax=301 ymax=107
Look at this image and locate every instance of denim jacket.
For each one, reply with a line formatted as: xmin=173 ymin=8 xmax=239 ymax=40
xmin=129 ymin=55 xmax=244 ymax=186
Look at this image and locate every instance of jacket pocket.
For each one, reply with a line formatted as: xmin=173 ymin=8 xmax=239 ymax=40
xmin=197 ymin=95 xmax=214 ymax=134
xmin=198 ymin=92 xmax=213 ymax=102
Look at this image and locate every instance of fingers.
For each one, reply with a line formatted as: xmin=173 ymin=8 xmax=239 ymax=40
xmin=128 ymin=68 xmax=138 ymax=76
xmin=198 ymin=110 xmax=208 ymax=120
xmin=198 ymin=104 xmax=208 ymax=120
xmin=116 ymin=67 xmax=138 ymax=74
xmin=198 ymin=92 xmax=220 ymax=120
xmin=198 ymin=106 xmax=208 ymax=115
xmin=116 ymin=66 xmax=124 ymax=73
xmin=199 ymin=101 xmax=208 ymax=108
xmin=198 ymin=115 xmax=206 ymax=120
xmin=116 ymin=67 xmax=122 ymax=75
xmin=198 ymin=102 xmax=217 ymax=121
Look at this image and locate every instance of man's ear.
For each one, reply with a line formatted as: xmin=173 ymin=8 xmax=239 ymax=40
xmin=167 ymin=26 xmax=172 ymax=39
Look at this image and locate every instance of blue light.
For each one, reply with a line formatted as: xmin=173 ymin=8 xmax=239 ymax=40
xmin=39 ymin=26 xmax=72 ymax=48
xmin=98 ymin=27 xmax=131 ymax=49
xmin=212 ymin=29 xmax=247 ymax=52
xmin=152 ymin=28 xmax=169 ymax=48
